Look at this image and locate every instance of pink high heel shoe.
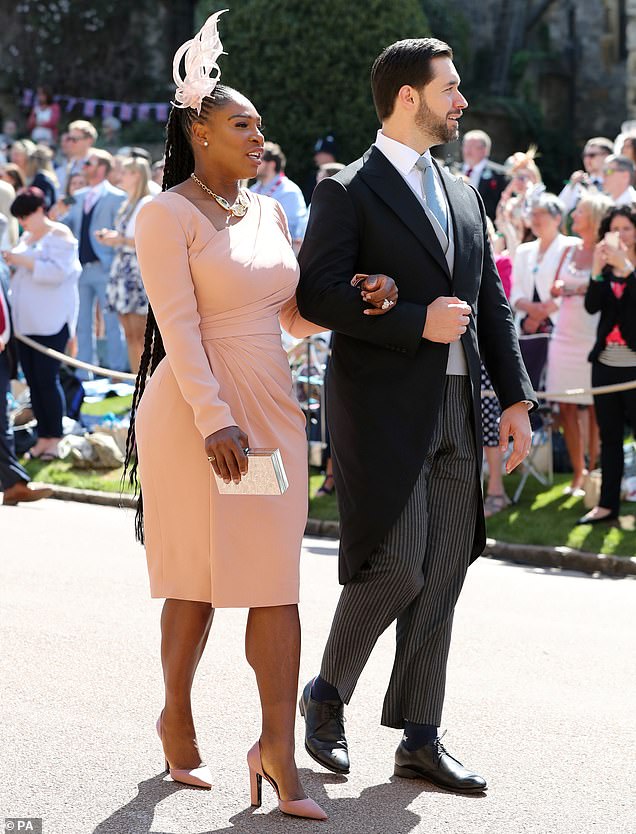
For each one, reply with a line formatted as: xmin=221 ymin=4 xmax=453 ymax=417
xmin=156 ymin=714 xmax=212 ymax=789
xmin=247 ymin=741 xmax=327 ymax=821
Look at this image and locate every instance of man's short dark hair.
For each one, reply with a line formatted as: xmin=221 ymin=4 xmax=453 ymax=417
xmin=10 ymin=186 xmax=46 ymax=218
xmin=371 ymin=38 xmax=453 ymax=121
xmin=262 ymin=141 xmax=286 ymax=173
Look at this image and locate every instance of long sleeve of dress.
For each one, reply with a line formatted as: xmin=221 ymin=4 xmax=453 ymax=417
xmin=32 ymin=233 xmax=80 ymax=286
xmin=271 ymin=201 xmax=326 ymax=338
xmin=135 ymin=199 xmax=236 ymax=440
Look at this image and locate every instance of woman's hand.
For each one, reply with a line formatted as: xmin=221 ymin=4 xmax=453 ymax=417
xmin=592 ymin=241 xmax=606 ymax=277
xmin=205 ymin=425 xmax=249 ymax=484
xmin=94 ymin=228 xmax=120 ymax=247
xmin=351 ymin=273 xmax=398 ymax=316
xmin=550 ymin=279 xmax=564 ymax=298
xmin=1 ymin=250 xmax=27 ymax=268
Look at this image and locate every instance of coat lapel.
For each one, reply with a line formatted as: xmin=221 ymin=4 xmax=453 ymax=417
xmin=359 ymin=146 xmax=451 ymax=281
xmin=435 ymin=161 xmax=478 ymax=281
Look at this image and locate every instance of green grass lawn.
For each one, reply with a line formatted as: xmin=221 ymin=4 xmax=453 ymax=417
xmin=22 ymin=394 xmax=635 ymax=558
xmin=310 ymin=473 xmax=635 ymax=557
xmin=81 ymin=394 xmax=133 ymax=417
xmin=25 ymin=458 xmax=132 ymax=494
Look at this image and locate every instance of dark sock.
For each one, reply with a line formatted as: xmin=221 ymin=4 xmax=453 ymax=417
xmin=403 ymin=721 xmax=438 ymax=751
xmin=311 ymin=675 xmax=341 ymax=702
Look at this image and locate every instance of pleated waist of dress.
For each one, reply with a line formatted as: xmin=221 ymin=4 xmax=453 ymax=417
xmin=199 ymin=312 xmax=281 ymax=341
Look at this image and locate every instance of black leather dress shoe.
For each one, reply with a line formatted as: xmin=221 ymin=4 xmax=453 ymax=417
xmin=394 ymin=736 xmax=487 ymax=793
xmin=298 ymin=679 xmax=350 ymax=774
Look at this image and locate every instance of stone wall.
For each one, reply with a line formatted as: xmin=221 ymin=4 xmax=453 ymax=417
xmin=442 ymin=0 xmax=632 ymax=145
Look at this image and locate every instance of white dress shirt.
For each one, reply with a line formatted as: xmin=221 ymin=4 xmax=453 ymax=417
xmin=374 ymin=129 xmax=467 ymax=374
xmin=614 ymin=185 xmax=636 ymax=207
xmin=84 ymin=181 xmax=107 ymax=213
xmin=462 ymin=158 xmax=487 ymax=189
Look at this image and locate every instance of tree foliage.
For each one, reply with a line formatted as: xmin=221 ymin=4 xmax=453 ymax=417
xmin=1 ymin=0 xmax=166 ymax=100
xmin=209 ymin=0 xmax=430 ymax=180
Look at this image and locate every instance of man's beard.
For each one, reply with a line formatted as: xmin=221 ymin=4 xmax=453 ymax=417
xmin=415 ymin=99 xmax=458 ymax=145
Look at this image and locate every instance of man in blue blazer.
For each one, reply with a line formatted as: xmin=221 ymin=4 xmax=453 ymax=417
xmin=62 ymin=149 xmax=126 ymax=375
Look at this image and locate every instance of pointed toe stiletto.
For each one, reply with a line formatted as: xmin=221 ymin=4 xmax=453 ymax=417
xmin=156 ymin=716 xmax=212 ymax=789
xmin=247 ymin=741 xmax=327 ymax=821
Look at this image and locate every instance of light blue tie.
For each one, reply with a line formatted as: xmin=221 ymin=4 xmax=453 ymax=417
xmin=414 ymin=155 xmax=448 ymax=237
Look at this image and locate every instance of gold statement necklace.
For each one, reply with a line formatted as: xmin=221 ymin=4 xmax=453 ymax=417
xmin=190 ymin=173 xmax=248 ymax=221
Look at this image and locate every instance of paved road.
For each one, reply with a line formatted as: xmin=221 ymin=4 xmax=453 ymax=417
xmin=2 ymin=499 xmax=635 ymax=834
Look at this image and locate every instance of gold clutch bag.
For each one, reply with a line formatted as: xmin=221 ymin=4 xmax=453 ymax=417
xmin=214 ymin=448 xmax=289 ymax=496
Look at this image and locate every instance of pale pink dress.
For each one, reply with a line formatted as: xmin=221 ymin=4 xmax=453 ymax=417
xmin=134 ymin=190 xmax=323 ymax=607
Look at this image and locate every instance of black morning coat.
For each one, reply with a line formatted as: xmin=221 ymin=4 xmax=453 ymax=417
xmin=476 ymin=161 xmax=508 ymax=221
xmin=296 ymin=146 xmax=537 ymax=585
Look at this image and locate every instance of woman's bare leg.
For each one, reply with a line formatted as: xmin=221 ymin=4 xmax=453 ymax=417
xmin=484 ymin=445 xmax=505 ymax=496
xmin=160 ymin=599 xmax=214 ymax=768
xmin=560 ymin=403 xmax=586 ymax=489
xmin=245 ymin=604 xmax=304 ymax=800
xmin=119 ymin=313 xmax=147 ymax=373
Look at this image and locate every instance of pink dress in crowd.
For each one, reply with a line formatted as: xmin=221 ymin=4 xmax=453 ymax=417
xmin=134 ymin=190 xmax=323 ymax=607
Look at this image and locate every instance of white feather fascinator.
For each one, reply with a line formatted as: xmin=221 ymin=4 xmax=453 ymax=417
xmin=172 ymin=9 xmax=228 ymax=115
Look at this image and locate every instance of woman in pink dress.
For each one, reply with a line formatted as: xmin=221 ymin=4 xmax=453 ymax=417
xmin=124 ymin=12 xmax=396 ymax=822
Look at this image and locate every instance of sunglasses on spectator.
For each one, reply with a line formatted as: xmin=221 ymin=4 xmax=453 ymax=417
xmin=603 ymin=168 xmax=617 ymax=176
xmin=68 ymin=135 xmax=88 ymax=142
xmin=83 ymin=159 xmax=99 ymax=167
xmin=583 ymin=151 xmax=604 ymax=158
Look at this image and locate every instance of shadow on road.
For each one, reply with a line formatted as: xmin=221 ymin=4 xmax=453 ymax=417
xmin=91 ymin=767 xmax=485 ymax=833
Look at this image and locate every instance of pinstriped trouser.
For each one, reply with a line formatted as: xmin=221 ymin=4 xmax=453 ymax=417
xmin=321 ymin=375 xmax=479 ymax=728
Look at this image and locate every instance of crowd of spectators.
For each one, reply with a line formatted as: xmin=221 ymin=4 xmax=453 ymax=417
xmin=0 ymin=103 xmax=635 ymax=523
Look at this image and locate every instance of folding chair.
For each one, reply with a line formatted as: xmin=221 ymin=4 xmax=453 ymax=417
xmin=510 ymin=403 xmax=554 ymax=504
xmin=512 ymin=331 xmax=554 ymax=503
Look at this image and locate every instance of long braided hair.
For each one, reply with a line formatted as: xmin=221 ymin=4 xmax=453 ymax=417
xmin=123 ymin=85 xmax=240 ymax=543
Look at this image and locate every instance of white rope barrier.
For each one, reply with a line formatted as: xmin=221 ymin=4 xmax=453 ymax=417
xmin=481 ymin=380 xmax=636 ymax=399
xmin=14 ymin=331 xmax=636 ymax=398
xmin=15 ymin=333 xmax=137 ymax=382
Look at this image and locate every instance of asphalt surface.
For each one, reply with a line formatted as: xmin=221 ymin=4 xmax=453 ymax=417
xmin=1 ymin=499 xmax=635 ymax=834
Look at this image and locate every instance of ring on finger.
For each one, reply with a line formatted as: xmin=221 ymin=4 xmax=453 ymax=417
xmin=382 ymin=298 xmax=395 ymax=310
xmin=207 ymin=455 xmax=216 ymax=463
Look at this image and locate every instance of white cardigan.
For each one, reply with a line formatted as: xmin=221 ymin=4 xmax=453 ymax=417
xmin=9 ymin=229 xmax=81 ymax=337
xmin=510 ymin=234 xmax=580 ymax=328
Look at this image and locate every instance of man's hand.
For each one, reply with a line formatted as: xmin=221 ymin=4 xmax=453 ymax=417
xmin=0 ymin=338 xmax=5 ymax=353
xmin=499 ymin=402 xmax=532 ymax=473
xmin=422 ymin=296 xmax=471 ymax=343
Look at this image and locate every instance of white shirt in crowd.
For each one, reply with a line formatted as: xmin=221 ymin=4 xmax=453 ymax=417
xmin=510 ymin=234 xmax=580 ymax=328
xmin=9 ymin=228 xmax=81 ymax=337
xmin=374 ymin=128 xmax=468 ymax=375
xmin=83 ymin=181 xmax=107 ymax=213
xmin=118 ymin=195 xmax=153 ymax=252
xmin=614 ymin=185 xmax=636 ymax=206
xmin=462 ymin=158 xmax=487 ymax=189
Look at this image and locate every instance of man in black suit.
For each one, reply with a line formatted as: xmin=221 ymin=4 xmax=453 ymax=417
xmin=461 ymin=129 xmax=508 ymax=220
xmin=296 ymin=38 xmax=535 ymax=793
